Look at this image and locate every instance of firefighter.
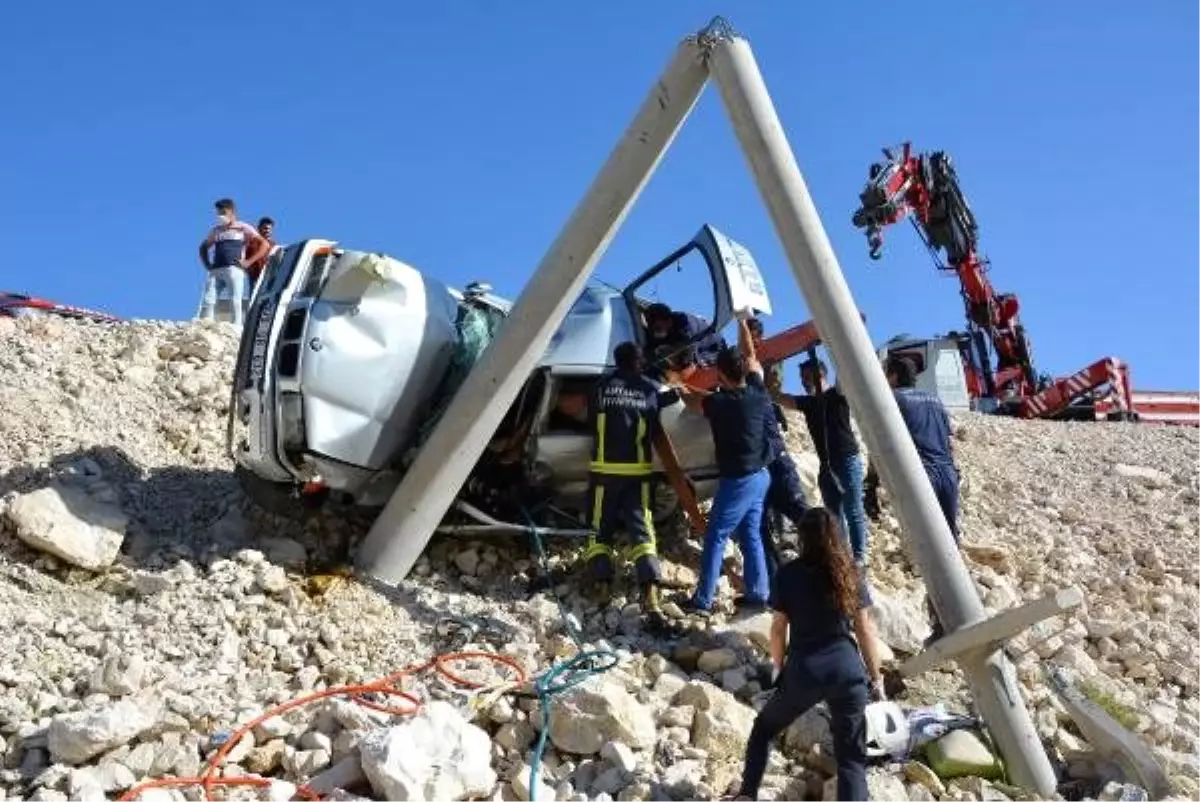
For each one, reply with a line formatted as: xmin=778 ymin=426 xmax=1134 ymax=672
xmin=585 ymin=341 xmax=698 ymax=626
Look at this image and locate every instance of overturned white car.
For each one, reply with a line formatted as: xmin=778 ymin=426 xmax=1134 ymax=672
xmin=227 ymin=224 xmax=772 ymax=533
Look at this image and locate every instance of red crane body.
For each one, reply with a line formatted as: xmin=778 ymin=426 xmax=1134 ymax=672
xmin=852 ymin=142 xmax=1132 ymax=420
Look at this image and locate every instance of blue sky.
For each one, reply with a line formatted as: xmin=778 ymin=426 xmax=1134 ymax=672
xmin=3 ymin=2 xmax=1196 ymax=390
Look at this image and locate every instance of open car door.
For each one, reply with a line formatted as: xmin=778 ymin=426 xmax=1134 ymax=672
xmin=623 ymin=224 xmax=772 ymax=351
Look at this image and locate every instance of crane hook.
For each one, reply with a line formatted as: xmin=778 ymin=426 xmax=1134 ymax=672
xmin=867 ymin=229 xmax=885 ymax=260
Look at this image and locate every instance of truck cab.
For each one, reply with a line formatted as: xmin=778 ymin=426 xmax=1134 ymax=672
xmin=878 ymin=334 xmax=972 ymax=412
xmin=227 ymin=224 xmax=772 ymax=528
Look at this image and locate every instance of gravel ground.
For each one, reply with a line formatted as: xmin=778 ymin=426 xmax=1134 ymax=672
xmin=0 ymin=315 xmax=1195 ymax=801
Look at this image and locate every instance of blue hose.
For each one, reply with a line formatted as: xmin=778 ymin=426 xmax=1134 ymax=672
xmin=521 ymin=508 xmax=618 ymax=802
xmin=528 ymin=650 xmax=620 ymax=800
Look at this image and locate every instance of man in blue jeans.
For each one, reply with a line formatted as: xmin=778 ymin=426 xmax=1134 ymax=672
xmin=884 ymin=355 xmax=961 ymax=642
xmin=772 ymin=358 xmax=870 ymax=565
xmin=197 ymin=198 xmax=270 ymax=327
xmin=677 ymin=319 xmax=773 ymax=616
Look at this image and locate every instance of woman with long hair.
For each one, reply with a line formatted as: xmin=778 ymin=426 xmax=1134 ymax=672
xmin=734 ymin=507 xmax=886 ymax=801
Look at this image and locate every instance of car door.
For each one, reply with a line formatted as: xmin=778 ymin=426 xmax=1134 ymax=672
xmin=622 ymin=223 xmax=772 ymax=339
xmin=622 ymin=224 xmax=773 ymax=488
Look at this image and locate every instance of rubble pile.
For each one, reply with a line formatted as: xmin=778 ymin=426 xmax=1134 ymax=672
xmin=0 ymin=316 xmax=1195 ymax=802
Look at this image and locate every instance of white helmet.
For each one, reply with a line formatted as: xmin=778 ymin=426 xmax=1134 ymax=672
xmin=864 ymin=701 xmax=910 ymax=758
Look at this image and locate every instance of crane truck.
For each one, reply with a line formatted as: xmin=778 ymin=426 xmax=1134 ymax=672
xmin=852 ymin=142 xmax=1152 ymax=424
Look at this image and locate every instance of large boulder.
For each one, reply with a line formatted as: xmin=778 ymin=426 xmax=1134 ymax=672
xmin=5 ymin=484 xmax=128 ymax=570
xmin=48 ymin=694 xmax=163 ymax=765
xmin=675 ymin=680 xmax=756 ymax=762
xmin=359 ymin=701 xmax=496 ymax=800
xmin=870 ymin=589 xmax=932 ymax=654
xmin=547 ymin=677 xmax=656 ymax=755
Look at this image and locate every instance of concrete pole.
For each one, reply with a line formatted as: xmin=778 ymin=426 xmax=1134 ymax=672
xmin=355 ymin=40 xmax=710 ymax=585
xmin=707 ymin=32 xmax=1058 ymax=796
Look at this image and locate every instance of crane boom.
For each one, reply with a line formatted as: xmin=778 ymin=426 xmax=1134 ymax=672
xmin=851 ymin=142 xmax=1132 ymax=421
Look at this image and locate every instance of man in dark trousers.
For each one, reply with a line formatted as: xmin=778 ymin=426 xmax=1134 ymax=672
xmin=745 ymin=318 xmax=809 ymax=579
xmin=884 ymin=355 xmax=961 ymax=642
xmin=772 ymin=358 xmax=870 ymax=565
xmin=677 ymin=318 xmax=773 ymax=615
xmin=585 ymin=342 xmax=699 ymax=627
xmin=885 ymin=355 xmax=959 ymax=538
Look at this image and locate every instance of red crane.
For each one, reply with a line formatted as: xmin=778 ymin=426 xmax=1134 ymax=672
xmin=851 ymin=142 xmax=1133 ymax=421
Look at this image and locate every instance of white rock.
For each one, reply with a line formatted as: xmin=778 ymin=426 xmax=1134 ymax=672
xmin=547 ymin=677 xmax=656 ymax=755
xmin=68 ymin=763 xmax=137 ymax=798
xmin=305 ymin=756 xmax=368 ymax=797
xmin=675 ymin=681 xmax=755 ymax=762
xmin=6 ymin=484 xmax=128 ymax=570
xmin=255 ymin=564 xmax=290 ymax=594
xmin=600 ymin=740 xmax=638 ymax=773
xmin=88 ymin=654 xmax=148 ymax=697
xmin=870 ymin=590 xmax=932 ymax=654
xmin=48 ymin=694 xmax=162 ymax=764
xmin=359 ymin=701 xmax=496 ymax=800
xmin=511 ymin=764 xmax=557 ymax=802
xmin=1114 ymin=463 xmax=1169 ymax=488
xmin=867 ymin=769 xmax=909 ymax=801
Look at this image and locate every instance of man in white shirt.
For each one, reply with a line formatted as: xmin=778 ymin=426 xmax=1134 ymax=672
xmin=197 ymin=198 xmax=269 ymax=326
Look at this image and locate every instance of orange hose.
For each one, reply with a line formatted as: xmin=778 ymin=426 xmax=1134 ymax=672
xmin=118 ymin=650 xmax=527 ymax=802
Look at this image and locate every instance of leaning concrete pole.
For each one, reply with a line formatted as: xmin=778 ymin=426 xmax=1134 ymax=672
xmin=704 ymin=22 xmax=1058 ymax=796
xmin=355 ymin=41 xmax=709 ymax=585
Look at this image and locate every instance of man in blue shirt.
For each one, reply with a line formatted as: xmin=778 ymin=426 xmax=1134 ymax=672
xmin=677 ymin=319 xmax=772 ymax=615
xmin=884 ymin=354 xmax=961 ymax=642
xmin=885 ymin=356 xmax=959 ymax=540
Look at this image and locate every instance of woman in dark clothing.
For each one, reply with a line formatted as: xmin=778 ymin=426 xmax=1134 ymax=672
xmin=735 ymin=508 xmax=885 ymax=802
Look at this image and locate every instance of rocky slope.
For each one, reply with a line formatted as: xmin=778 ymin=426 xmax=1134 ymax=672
xmin=0 ymin=315 xmax=1195 ymax=801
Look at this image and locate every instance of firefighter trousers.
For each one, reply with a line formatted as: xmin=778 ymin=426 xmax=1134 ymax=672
xmin=583 ymin=474 xmax=661 ymax=586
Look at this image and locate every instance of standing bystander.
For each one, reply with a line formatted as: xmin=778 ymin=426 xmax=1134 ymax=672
xmin=245 ymin=216 xmax=277 ymax=290
xmin=197 ymin=199 xmax=269 ymax=327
